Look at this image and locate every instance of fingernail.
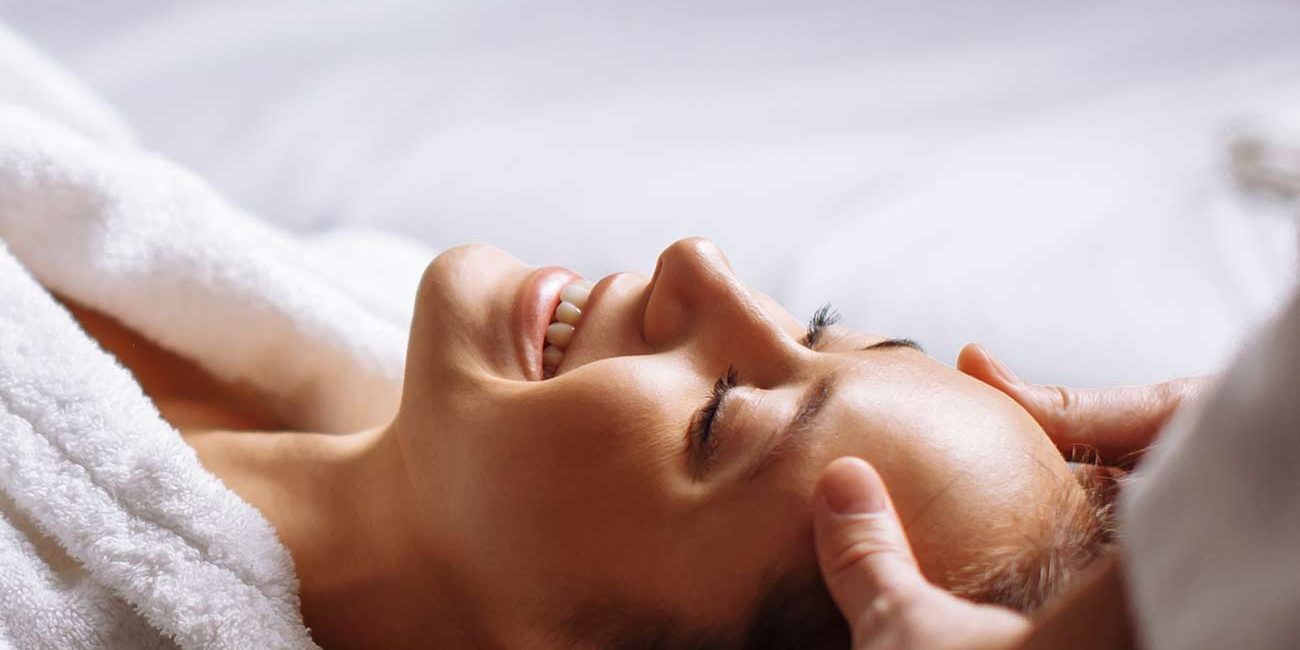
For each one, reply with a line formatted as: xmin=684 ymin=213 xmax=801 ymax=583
xmin=821 ymin=457 xmax=887 ymax=514
xmin=977 ymin=344 xmax=1021 ymax=385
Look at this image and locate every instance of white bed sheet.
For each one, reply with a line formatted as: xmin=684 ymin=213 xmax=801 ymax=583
xmin=5 ymin=0 xmax=1299 ymax=385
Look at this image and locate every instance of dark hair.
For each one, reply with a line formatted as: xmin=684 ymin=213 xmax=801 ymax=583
xmin=550 ymin=569 xmax=846 ymax=650
xmin=553 ymin=472 xmax=1114 ymax=649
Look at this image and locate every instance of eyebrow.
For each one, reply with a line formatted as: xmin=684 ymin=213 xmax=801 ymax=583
xmin=860 ymin=337 xmax=923 ymax=353
xmin=743 ymin=337 xmax=922 ymax=481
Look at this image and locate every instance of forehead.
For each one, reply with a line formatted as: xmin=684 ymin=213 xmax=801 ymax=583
xmin=807 ymin=345 xmax=1075 ymax=575
xmin=716 ymin=284 xmax=1072 ymax=575
xmin=821 ymin=343 xmax=1058 ymax=481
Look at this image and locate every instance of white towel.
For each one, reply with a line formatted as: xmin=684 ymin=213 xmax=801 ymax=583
xmin=0 ymin=22 xmax=434 ymax=649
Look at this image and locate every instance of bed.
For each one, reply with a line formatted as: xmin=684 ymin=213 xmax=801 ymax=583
xmin=6 ymin=0 xmax=1299 ymax=385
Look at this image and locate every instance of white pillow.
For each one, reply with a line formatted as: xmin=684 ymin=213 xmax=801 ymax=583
xmin=8 ymin=0 xmax=1299 ymax=384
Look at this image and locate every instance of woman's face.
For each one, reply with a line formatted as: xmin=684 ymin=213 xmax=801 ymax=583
xmin=397 ymin=238 xmax=1071 ymax=643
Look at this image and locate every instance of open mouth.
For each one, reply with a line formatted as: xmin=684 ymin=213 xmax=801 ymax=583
xmin=541 ymin=279 xmax=593 ymax=379
xmin=515 ymin=266 xmax=586 ymax=381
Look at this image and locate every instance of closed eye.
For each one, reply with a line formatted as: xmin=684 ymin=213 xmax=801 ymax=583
xmin=799 ymin=303 xmax=923 ymax=353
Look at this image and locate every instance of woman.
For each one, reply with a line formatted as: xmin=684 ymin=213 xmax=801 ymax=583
xmin=61 ymin=237 xmax=1109 ymax=649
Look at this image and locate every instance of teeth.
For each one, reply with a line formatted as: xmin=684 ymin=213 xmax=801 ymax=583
xmin=554 ymin=301 xmax=582 ymax=325
xmin=542 ymin=280 xmax=594 ymax=379
xmin=545 ymin=322 xmax=575 ymax=348
xmin=561 ymin=281 xmax=594 ymax=308
xmin=542 ymin=345 xmax=564 ymax=368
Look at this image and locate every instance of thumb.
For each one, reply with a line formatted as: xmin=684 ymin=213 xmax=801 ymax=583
xmin=955 ymin=343 xmax=1082 ymax=441
xmin=813 ymin=457 xmax=925 ymax=627
xmin=957 ymin=343 xmax=1203 ymax=466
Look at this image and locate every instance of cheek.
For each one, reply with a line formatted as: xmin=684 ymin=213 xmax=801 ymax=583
xmin=451 ymin=361 xmax=699 ymax=598
xmin=505 ymin=361 xmax=691 ymax=480
xmin=655 ymin=475 xmax=817 ymax=624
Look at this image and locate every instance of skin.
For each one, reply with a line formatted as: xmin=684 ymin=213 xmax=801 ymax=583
xmin=956 ymin=344 xmax=1209 ymax=467
xmin=813 ymin=349 xmax=1210 ymax=650
xmin=62 ymin=237 xmax=1080 ymax=649
xmin=812 ymin=456 xmax=1135 ymax=650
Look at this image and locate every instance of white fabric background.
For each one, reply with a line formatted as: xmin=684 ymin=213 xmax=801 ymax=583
xmin=5 ymin=0 xmax=1299 ymax=385
xmin=1121 ymin=273 xmax=1300 ymax=650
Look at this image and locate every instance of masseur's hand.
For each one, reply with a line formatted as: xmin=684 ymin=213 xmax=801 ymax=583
xmin=813 ymin=457 xmax=1029 ymax=650
xmin=957 ymin=343 xmax=1210 ymax=467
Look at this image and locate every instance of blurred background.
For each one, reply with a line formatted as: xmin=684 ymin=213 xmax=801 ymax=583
xmin=5 ymin=0 xmax=1299 ymax=386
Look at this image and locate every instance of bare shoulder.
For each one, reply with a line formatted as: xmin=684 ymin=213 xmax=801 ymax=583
xmin=53 ymin=292 xmax=287 ymax=432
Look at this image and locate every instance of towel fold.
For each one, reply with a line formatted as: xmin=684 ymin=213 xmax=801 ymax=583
xmin=0 ymin=20 xmax=432 ymax=649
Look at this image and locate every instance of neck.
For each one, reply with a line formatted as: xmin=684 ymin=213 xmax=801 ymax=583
xmin=182 ymin=425 xmax=480 ymax=649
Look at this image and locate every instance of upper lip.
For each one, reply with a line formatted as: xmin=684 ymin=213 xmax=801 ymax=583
xmin=514 ymin=266 xmax=580 ymax=381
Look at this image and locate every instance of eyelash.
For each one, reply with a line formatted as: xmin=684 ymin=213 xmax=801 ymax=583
xmin=691 ymin=364 xmax=739 ymax=467
xmin=689 ymin=303 xmax=839 ymax=470
xmin=803 ymin=303 xmax=841 ymax=349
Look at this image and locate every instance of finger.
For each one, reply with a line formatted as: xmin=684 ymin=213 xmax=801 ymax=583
xmin=957 ymin=343 xmax=1209 ymax=466
xmin=813 ymin=457 xmax=925 ymax=627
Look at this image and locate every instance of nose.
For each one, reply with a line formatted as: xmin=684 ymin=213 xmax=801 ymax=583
xmin=643 ymin=238 xmax=793 ymax=371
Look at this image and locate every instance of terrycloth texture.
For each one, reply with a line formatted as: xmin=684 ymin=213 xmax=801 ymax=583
xmin=0 ymin=241 xmax=313 ymax=649
xmin=0 ymin=104 xmax=419 ymax=433
xmin=0 ymin=21 xmax=432 ymax=649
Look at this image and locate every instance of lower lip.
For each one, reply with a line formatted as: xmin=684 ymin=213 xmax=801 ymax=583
xmin=513 ymin=266 xmax=581 ymax=381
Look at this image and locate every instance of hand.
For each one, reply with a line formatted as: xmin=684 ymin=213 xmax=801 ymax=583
xmin=813 ymin=457 xmax=1030 ymax=650
xmin=956 ymin=343 xmax=1210 ymax=467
